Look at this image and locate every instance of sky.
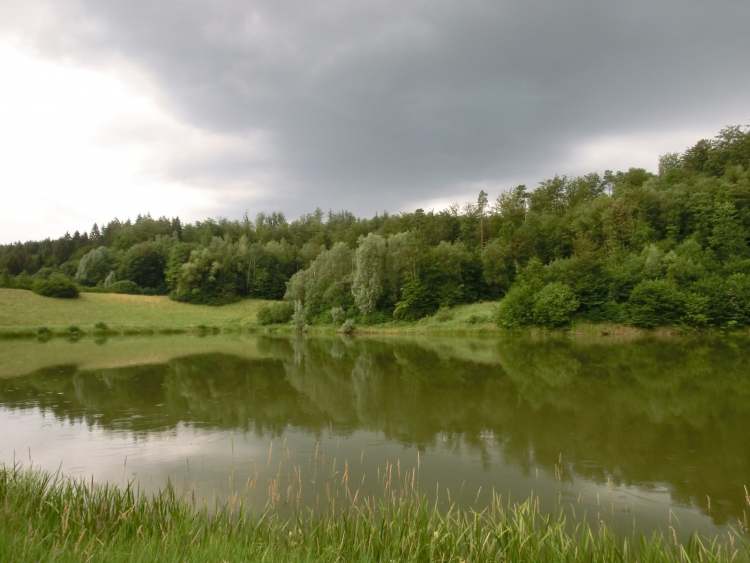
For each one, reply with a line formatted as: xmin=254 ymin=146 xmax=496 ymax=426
xmin=0 ymin=1 xmax=748 ymax=243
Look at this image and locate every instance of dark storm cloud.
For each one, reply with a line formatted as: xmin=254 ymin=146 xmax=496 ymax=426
xmin=5 ymin=0 xmax=750 ymax=216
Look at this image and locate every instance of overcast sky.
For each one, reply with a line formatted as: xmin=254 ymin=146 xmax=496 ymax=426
xmin=1 ymin=0 xmax=748 ymax=243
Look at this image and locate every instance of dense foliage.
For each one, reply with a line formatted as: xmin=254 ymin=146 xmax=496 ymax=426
xmin=1 ymin=126 xmax=749 ymax=327
xmin=257 ymin=302 xmax=294 ymax=325
xmin=31 ymin=273 xmax=79 ymax=299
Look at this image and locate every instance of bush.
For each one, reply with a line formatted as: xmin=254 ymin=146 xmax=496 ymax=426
xmin=495 ymin=284 xmax=536 ymax=328
xmin=32 ymin=267 xmax=56 ymax=280
xmin=627 ymin=279 xmax=685 ymax=328
xmin=257 ymin=302 xmax=294 ymax=325
xmin=466 ymin=314 xmax=489 ymax=324
xmin=339 ymin=319 xmax=355 ymax=335
xmin=393 ymin=278 xmax=436 ymax=320
xmin=330 ymin=306 xmax=346 ymax=325
xmin=108 ymin=280 xmax=141 ymax=295
xmin=682 ymin=291 xmax=710 ymax=327
xmin=724 ymin=273 xmax=750 ymax=326
xmin=532 ymin=282 xmax=580 ymax=327
xmin=36 ymin=327 xmax=52 ymax=340
xmin=433 ymin=307 xmax=454 ymax=322
xmin=32 ymin=274 xmax=79 ymax=299
xmin=358 ymin=310 xmax=391 ymax=325
xmin=13 ymin=273 xmax=34 ymax=290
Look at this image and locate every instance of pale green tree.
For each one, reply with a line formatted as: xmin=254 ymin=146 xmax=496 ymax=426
xmin=75 ymin=247 xmax=117 ymax=286
xmin=352 ymin=233 xmax=387 ymax=315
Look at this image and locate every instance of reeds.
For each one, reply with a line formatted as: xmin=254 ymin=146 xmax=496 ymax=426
xmin=0 ymin=464 xmax=747 ymax=562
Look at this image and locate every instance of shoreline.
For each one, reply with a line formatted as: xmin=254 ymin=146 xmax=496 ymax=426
xmin=1 ymin=288 xmax=747 ymax=342
xmin=1 ymin=320 xmax=745 ymax=343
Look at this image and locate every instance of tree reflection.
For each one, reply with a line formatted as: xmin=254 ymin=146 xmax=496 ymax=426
xmin=1 ymin=334 xmax=748 ymax=523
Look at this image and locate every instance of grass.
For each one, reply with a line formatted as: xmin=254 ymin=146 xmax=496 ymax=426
xmin=0 ymin=465 xmax=747 ymax=562
xmin=0 ymin=288 xmax=273 ymax=337
xmin=0 ymin=290 xmax=514 ymax=340
xmin=0 ymin=288 xmax=734 ymax=341
xmin=367 ymin=302 xmax=499 ymax=333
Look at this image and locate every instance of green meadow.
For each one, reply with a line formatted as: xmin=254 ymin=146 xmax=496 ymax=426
xmin=0 ymin=288 xmax=702 ymax=341
xmin=0 ymin=288 xmax=272 ymax=336
xmin=0 ymin=288 xmax=507 ymax=338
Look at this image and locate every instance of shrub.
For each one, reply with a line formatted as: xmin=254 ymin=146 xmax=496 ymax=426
xmin=94 ymin=322 xmax=109 ymax=332
xmin=108 ymin=280 xmax=141 ymax=294
xmin=339 ymin=319 xmax=355 ymax=335
xmin=32 ymin=267 xmax=56 ymax=280
xmin=13 ymin=273 xmax=34 ymax=290
xmin=393 ymin=278 xmax=436 ymax=320
xmin=627 ymin=279 xmax=685 ymax=328
xmin=724 ymin=273 xmax=750 ymax=326
xmin=330 ymin=306 xmax=346 ymax=325
xmin=67 ymin=325 xmax=83 ymax=337
xmin=532 ymin=282 xmax=580 ymax=327
xmin=32 ymin=274 xmax=79 ymax=299
xmin=257 ymin=302 xmax=294 ymax=325
xmin=36 ymin=327 xmax=52 ymax=340
xmin=466 ymin=313 xmax=489 ymax=325
xmin=433 ymin=307 xmax=454 ymax=322
xmin=495 ymin=284 xmax=536 ymax=328
xmin=682 ymin=291 xmax=710 ymax=327
xmin=358 ymin=310 xmax=390 ymax=325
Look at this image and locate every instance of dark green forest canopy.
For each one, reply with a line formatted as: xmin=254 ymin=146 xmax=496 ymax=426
xmin=2 ymin=125 xmax=750 ymax=327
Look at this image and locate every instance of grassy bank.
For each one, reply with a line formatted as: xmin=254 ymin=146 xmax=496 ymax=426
xmin=0 ymin=466 xmax=747 ymax=562
xmin=0 ymin=290 xmax=511 ymax=339
xmin=0 ymin=288 xmax=272 ymax=338
xmin=0 ymin=288 xmax=724 ymax=341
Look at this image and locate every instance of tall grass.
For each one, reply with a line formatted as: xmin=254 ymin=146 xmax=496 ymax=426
xmin=0 ymin=465 xmax=747 ymax=562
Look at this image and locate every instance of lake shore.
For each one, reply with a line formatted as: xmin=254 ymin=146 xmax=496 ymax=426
xmin=1 ymin=466 xmax=746 ymax=562
xmin=0 ymin=288 xmax=743 ymax=341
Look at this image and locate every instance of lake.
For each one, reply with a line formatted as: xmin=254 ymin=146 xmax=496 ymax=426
xmin=0 ymin=333 xmax=748 ymax=540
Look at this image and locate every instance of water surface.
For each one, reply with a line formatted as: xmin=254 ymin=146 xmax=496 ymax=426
xmin=1 ymin=333 xmax=748 ymax=539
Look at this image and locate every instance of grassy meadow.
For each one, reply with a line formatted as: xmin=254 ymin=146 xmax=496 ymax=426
xmin=0 ymin=288 xmax=506 ymax=338
xmin=1 ymin=466 xmax=747 ymax=563
xmin=0 ymin=288 xmax=272 ymax=337
xmin=0 ymin=288 xmax=699 ymax=340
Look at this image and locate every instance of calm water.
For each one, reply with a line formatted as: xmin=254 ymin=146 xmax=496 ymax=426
xmin=0 ymin=333 xmax=748 ymax=538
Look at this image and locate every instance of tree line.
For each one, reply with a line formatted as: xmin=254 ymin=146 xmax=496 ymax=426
xmin=1 ymin=125 xmax=749 ymax=328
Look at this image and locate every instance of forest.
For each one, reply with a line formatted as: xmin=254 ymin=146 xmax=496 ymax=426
xmin=1 ymin=125 xmax=749 ymax=329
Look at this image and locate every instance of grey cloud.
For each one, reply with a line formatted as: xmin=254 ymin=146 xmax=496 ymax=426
xmin=4 ymin=0 xmax=750 ymax=217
